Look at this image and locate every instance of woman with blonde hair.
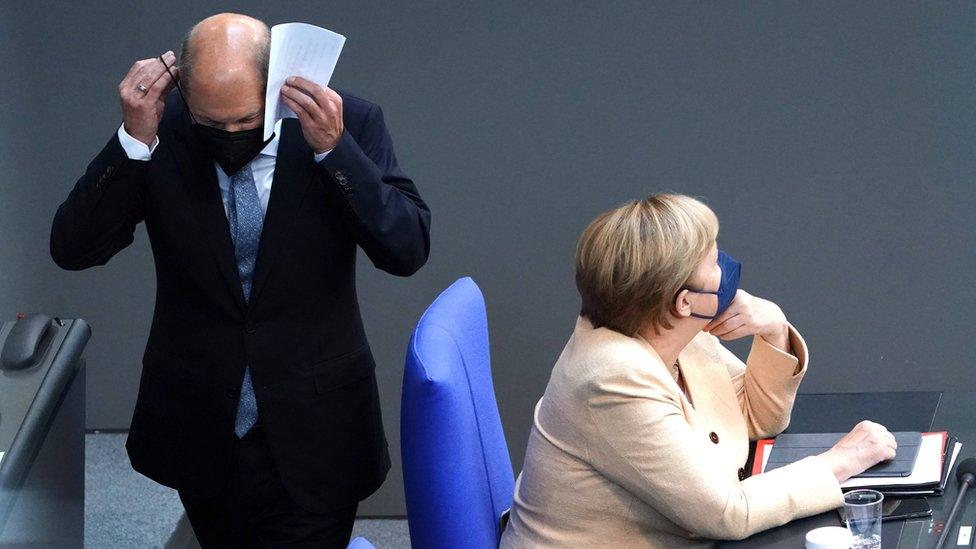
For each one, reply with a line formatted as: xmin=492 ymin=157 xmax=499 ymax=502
xmin=500 ymin=193 xmax=896 ymax=547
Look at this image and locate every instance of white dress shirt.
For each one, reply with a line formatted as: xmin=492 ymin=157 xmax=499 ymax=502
xmin=117 ymin=121 xmax=331 ymax=216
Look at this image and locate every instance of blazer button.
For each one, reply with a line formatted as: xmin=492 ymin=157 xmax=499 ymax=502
xmin=245 ymin=324 xmax=256 ymax=334
xmin=225 ymin=388 xmax=238 ymax=399
xmin=709 ymin=432 xmax=720 ymax=444
xmin=738 ymin=467 xmax=746 ymax=481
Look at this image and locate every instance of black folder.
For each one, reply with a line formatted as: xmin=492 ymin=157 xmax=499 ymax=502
xmin=766 ymin=432 xmax=923 ymax=478
xmin=783 ymin=391 xmax=943 ymax=434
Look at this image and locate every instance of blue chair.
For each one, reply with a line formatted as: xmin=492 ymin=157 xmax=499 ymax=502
xmin=401 ymin=277 xmax=515 ymax=548
xmin=346 ymin=537 xmax=375 ymax=549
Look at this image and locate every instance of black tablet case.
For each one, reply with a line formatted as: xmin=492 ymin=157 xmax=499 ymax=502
xmin=766 ymin=432 xmax=922 ymax=477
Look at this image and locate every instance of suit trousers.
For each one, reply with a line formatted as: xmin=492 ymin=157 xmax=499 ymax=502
xmin=178 ymin=424 xmax=358 ymax=548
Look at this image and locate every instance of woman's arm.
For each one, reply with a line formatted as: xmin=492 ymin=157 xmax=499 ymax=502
xmin=710 ymin=325 xmax=808 ymax=439
xmin=703 ymin=290 xmax=808 ymax=439
xmin=583 ymin=365 xmax=842 ymax=541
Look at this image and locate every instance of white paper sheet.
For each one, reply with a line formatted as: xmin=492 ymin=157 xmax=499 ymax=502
xmin=263 ymin=23 xmax=346 ymax=140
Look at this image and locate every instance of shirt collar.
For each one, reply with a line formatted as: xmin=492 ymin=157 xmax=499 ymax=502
xmin=258 ymin=119 xmax=283 ymax=158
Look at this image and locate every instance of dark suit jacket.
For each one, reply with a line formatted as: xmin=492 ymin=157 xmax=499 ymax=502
xmin=50 ymin=89 xmax=431 ymax=513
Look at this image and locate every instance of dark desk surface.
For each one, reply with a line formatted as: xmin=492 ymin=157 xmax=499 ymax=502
xmin=722 ymin=391 xmax=975 ymax=548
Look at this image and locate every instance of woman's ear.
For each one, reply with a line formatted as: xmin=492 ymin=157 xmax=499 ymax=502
xmin=672 ymin=288 xmax=693 ymax=319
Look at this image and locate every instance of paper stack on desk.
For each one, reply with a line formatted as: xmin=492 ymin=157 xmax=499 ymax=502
xmin=752 ymin=431 xmax=962 ymax=496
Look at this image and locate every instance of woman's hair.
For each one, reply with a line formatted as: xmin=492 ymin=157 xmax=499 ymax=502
xmin=575 ymin=193 xmax=719 ymax=336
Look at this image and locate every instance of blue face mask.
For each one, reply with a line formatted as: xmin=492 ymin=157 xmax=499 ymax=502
xmin=683 ymin=250 xmax=741 ymax=320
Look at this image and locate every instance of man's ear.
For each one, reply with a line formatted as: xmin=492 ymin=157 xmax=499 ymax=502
xmin=672 ymin=288 xmax=693 ymax=319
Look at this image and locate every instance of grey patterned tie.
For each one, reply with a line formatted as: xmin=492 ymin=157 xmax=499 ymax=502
xmin=227 ymin=164 xmax=263 ymax=438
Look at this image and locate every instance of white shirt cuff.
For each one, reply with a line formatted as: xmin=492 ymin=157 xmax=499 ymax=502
xmin=117 ymin=124 xmax=159 ymax=160
xmin=313 ymin=149 xmax=333 ymax=163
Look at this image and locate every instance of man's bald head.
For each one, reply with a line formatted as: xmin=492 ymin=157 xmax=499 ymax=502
xmin=178 ymin=13 xmax=270 ymax=130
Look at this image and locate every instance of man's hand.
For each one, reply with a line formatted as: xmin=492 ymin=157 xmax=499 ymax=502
xmin=280 ymin=76 xmax=343 ymax=154
xmin=119 ymin=51 xmax=178 ymax=147
xmin=703 ymin=289 xmax=791 ymax=351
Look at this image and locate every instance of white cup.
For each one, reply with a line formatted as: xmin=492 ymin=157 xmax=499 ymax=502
xmin=805 ymin=526 xmax=854 ymax=549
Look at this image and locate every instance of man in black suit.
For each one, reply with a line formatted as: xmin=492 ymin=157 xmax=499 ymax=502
xmin=50 ymin=13 xmax=430 ymax=548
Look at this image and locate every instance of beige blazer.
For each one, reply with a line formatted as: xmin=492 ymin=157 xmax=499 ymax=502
xmin=500 ymin=317 xmax=843 ymax=548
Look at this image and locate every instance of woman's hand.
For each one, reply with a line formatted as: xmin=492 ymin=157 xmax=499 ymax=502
xmin=819 ymin=421 xmax=898 ymax=483
xmin=703 ymin=290 xmax=790 ymax=352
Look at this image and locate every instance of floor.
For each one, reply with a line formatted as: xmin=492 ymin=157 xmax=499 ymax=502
xmin=85 ymin=433 xmax=410 ymax=548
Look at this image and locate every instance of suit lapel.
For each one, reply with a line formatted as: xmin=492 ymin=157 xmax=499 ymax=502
xmin=167 ymin=117 xmax=314 ymax=312
xmin=169 ymin=123 xmax=247 ymax=313
xmin=249 ymin=118 xmax=315 ymax=306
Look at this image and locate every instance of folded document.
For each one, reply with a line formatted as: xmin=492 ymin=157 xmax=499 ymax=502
xmin=263 ymin=22 xmax=346 ymax=140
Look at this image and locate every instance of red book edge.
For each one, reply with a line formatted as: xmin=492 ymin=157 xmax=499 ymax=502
xmin=751 ymin=431 xmax=948 ymax=477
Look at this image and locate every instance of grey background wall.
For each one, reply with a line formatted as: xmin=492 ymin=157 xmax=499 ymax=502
xmin=1 ymin=2 xmax=973 ymax=516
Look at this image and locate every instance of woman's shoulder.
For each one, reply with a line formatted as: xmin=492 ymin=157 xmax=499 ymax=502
xmin=535 ymin=318 xmax=684 ymax=449
xmin=559 ymin=316 xmax=676 ymax=392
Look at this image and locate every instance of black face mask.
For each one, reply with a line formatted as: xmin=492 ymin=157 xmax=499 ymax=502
xmin=191 ymin=124 xmax=272 ymax=176
xmin=159 ymin=55 xmax=274 ymax=176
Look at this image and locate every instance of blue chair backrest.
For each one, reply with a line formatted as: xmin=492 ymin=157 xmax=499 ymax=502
xmin=346 ymin=537 xmax=375 ymax=549
xmin=401 ymin=277 xmax=515 ymax=549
